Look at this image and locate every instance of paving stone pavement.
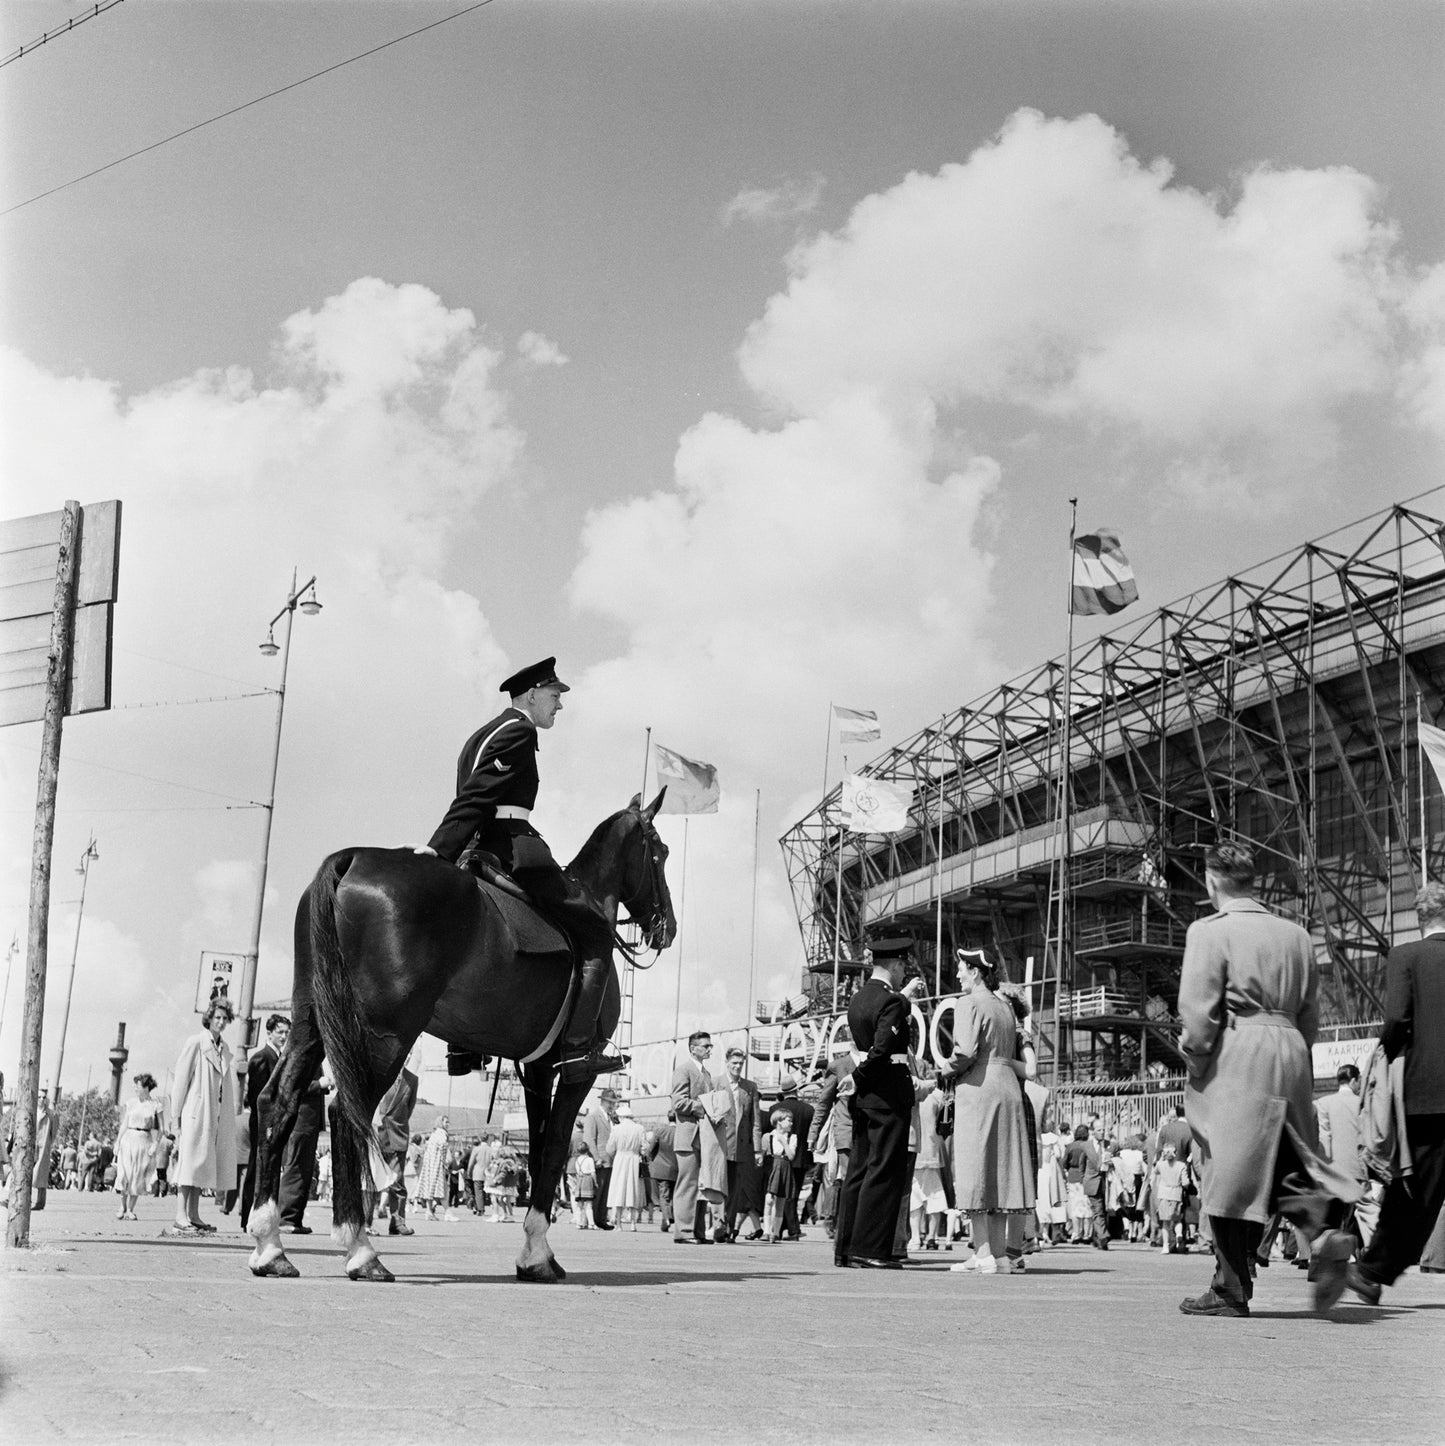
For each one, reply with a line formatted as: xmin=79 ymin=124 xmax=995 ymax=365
xmin=1 ymin=1191 xmax=1441 ymax=1444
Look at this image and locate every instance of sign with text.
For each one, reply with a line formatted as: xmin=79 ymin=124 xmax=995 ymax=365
xmin=197 ymin=951 xmax=247 ymax=1013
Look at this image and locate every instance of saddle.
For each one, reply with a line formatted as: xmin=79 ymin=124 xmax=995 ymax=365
xmin=459 ymin=848 xmax=570 ymax=958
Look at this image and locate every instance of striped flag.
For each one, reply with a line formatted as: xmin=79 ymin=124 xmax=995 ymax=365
xmin=1070 ymin=529 xmax=1139 ymax=616
xmin=840 ymin=773 xmax=913 ymax=833
xmin=654 ymin=745 xmax=720 ymax=814
xmin=833 ymin=704 xmax=881 ymax=742
xmin=1420 ymin=720 xmax=1445 ymax=797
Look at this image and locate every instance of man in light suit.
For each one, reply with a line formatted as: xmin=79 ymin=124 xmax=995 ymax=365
xmin=582 ymin=1089 xmax=617 ymax=1229
xmin=1316 ymin=1062 xmax=1375 ymax=1246
xmin=671 ymin=1031 xmax=716 ymax=1244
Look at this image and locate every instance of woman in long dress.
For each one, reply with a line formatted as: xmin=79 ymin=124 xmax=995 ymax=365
xmin=945 ymin=949 xmax=1036 ymax=1275
xmin=606 ymin=1104 xmax=647 ymax=1229
xmin=113 ymin=1073 xmax=162 ymax=1220
xmin=170 ymin=997 xmax=238 ymax=1235
xmin=416 ymin=1119 xmax=450 ymax=1219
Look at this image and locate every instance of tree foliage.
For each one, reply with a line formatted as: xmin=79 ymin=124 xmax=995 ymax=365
xmin=54 ymin=1087 xmax=119 ymax=1147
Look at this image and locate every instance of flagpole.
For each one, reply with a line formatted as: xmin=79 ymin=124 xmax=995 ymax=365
xmin=934 ymin=714 xmax=946 ymax=999
xmin=672 ymin=818 xmax=689 ymax=1040
xmin=822 ymin=702 xmax=834 ymax=802
xmin=1420 ymin=694 xmax=1429 ymax=887
xmin=1051 ymin=497 xmax=1080 ymax=1088
xmin=640 ymin=726 xmax=652 ymax=802
xmin=746 ymin=788 xmax=761 ymax=1062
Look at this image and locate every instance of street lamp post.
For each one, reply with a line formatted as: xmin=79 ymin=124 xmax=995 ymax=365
xmin=49 ymin=835 xmax=99 ymax=1100
xmin=236 ymin=573 xmax=321 ymax=1065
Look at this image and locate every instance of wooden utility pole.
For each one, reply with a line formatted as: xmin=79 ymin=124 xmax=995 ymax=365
xmin=6 ymin=500 xmax=80 ymax=1250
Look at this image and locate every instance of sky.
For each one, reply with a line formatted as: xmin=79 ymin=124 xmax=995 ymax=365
xmin=2 ymin=0 xmax=1443 ymax=1114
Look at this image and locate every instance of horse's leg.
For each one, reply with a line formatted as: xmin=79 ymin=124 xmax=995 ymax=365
xmin=516 ymin=1063 xmax=590 ymax=1283
xmin=332 ymin=1039 xmax=407 ymax=1283
xmin=249 ymin=1025 xmax=322 ymax=1279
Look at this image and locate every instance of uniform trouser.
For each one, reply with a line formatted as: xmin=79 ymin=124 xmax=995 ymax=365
xmin=673 ymin=1145 xmax=704 ymax=1239
xmin=834 ymin=1069 xmax=913 ymax=1263
xmin=1210 ymin=1127 xmax=1345 ymax=1305
xmin=279 ymin=1120 xmax=321 ymax=1229
xmin=1357 ymin=1114 xmax=1445 ymax=1288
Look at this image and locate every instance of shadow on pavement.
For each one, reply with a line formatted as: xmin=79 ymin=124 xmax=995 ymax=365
xmin=395 ymin=1269 xmax=799 ymax=1287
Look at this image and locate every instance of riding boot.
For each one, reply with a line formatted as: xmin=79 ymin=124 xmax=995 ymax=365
xmin=557 ymin=955 xmax=628 ymax=1084
xmin=447 ymin=1045 xmax=485 ymax=1075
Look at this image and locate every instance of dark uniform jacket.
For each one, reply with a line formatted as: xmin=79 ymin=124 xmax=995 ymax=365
xmin=846 ymin=979 xmax=910 ymax=1088
xmin=428 ymin=708 xmax=539 ymax=862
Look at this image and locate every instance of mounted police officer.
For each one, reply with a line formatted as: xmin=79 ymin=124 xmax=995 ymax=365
xmin=418 ymin=658 xmax=624 ymax=1083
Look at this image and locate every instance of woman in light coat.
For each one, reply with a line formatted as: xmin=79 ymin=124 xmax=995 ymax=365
xmin=170 ymin=997 xmax=238 ymax=1235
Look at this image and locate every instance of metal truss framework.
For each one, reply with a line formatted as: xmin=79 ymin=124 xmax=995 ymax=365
xmin=780 ymin=495 xmax=1445 ymax=1079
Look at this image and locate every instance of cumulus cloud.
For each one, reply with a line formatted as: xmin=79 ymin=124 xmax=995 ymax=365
xmin=740 ymin=110 xmax=1403 ymax=486
xmin=721 ymin=174 xmax=825 ymax=227
xmin=0 ymin=278 xmax=522 ymax=1086
xmin=1399 ymin=261 xmax=1445 ymax=437
xmin=516 ymin=330 xmax=569 ymax=368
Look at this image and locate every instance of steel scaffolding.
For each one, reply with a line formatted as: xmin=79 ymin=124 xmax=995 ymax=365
xmin=779 ymin=494 xmax=1445 ymax=1083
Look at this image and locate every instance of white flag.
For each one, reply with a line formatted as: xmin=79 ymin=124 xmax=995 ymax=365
xmin=833 ymin=704 xmax=881 ymax=742
xmin=840 ymin=773 xmax=913 ymax=833
xmin=654 ymin=745 xmax=720 ymax=814
xmin=1420 ymin=720 xmax=1445 ymax=798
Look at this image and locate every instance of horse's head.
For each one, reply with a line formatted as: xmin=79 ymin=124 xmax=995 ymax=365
xmin=570 ymin=789 xmax=678 ymax=950
xmin=620 ymin=789 xmax=677 ymax=952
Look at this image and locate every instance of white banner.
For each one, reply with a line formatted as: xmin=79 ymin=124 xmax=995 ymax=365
xmin=841 ymin=773 xmax=913 ymax=833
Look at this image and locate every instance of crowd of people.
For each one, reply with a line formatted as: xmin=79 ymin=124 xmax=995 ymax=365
xmin=4 ymin=842 xmax=1443 ymax=1325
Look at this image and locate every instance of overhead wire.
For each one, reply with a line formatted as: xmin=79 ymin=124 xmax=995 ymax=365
xmin=3 ymin=0 xmax=498 ymax=217
xmin=0 ymin=0 xmax=127 ymax=71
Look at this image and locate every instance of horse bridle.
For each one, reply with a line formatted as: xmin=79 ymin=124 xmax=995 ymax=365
xmin=619 ymin=814 xmax=671 ymax=961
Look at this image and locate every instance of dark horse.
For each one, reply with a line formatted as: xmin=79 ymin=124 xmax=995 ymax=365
xmin=247 ymin=791 xmax=674 ymax=1283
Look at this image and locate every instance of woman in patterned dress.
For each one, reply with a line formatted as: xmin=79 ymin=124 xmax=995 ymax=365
xmin=416 ymin=1118 xmax=450 ymax=1220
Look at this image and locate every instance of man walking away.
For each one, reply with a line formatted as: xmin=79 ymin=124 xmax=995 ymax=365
xmin=1347 ymin=880 xmax=1445 ymax=1304
xmin=1178 ymin=842 xmax=1360 ymax=1318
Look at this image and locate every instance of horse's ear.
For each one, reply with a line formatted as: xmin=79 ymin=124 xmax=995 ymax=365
xmin=643 ymin=786 xmax=667 ymax=821
xmin=628 ymin=793 xmax=642 ymax=811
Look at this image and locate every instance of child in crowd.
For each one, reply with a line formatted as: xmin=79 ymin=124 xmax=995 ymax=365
xmin=763 ymin=1109 xmax=797 ymax=1243
xmin=487 ymin=1145 xmax=519 ymax=1222
xmin=1152 ymin=1143 xmax=1191 ymax=1254
xmin=572 ymin=1144 xmax=596 ymax=1229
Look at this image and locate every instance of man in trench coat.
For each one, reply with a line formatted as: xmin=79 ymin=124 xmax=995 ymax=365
xmin=1178 ymin=841 xmax=1361 ymax=1318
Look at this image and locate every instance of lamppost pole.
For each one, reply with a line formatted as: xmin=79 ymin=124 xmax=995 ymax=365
xmin=49 ymin=834 xmax=99 ymax=1101
xmin=237 ymin=572 xmax=320 ymax=1066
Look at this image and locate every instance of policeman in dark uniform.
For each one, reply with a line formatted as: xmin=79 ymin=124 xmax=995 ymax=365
xmin=832 ymin=931 xmax=916 ymax=1269
xmin=419 ymin=657 xmax=624 ymax=1083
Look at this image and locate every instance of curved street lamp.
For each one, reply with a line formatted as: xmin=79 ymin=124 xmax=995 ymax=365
xmin=48 ymin=835 xmax=99 ymax=1100
xmin=237 ymin=573 xmax=321 ymax=1060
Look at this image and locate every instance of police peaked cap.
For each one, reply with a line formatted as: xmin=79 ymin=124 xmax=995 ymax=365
xmin=866 ymin=932 xmax=915 ymax=958
xmin=500 ymin=657 xmax=570 ymax=696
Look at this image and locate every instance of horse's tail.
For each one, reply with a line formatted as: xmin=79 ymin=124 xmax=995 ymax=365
xmin=304 ymin=851 xmax=375 ymax=1164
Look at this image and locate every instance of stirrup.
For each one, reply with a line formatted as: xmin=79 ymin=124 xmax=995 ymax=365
xmin=558 ymin=1045 xmax=629 ymax=1083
